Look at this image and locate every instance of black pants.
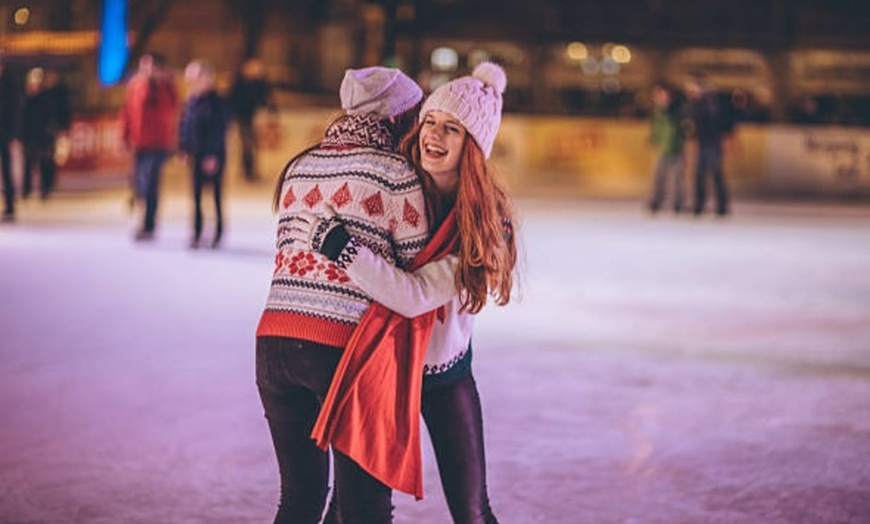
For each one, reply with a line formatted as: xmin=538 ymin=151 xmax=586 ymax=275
xmin=23 ymin=148 xmax=57 ymax=199
xmin=238 ymin=118 xmax=257 ymax=180
xmin=190 ymin=154 xmax=225 ymax=244
xmin=693 ymin=143 xmax=729 ymax=215
xmin=256 ymin=336 xmax=394 ymax=524
xmin=421 ymin=373 xmax=499 ymax=524
xmin=1 ymin=139 xmax=13 ymax=216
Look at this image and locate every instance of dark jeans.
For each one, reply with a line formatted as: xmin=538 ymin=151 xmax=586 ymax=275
xmin=422 ymin=373 xmax=499 ymax=524
xmin=1 ymin=139 xmax=13 ymax=216
xmin=23 ymin=148 xmax=57 ymax=199
xmin=190 ymin=154 xmax=225 ymax=244
xmin=256 ymin=336 xmax=394 ymax=524
xmin=693 ymin=143 xmax=729 ymax=215
xmin=134 ymin=149 xmax=169 ymax=233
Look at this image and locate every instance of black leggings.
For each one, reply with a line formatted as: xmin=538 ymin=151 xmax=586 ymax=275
xmin=256 ymin=337 xmax=393 ymax=524
xmin=422 ymin=373 xmax=499 ymax=524
xmin=190 ymin=153 xmax=225 ymax=243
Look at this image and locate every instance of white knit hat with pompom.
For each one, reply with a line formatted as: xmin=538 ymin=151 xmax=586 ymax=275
xmin=420 ymin=62 xmax=507 ymax=158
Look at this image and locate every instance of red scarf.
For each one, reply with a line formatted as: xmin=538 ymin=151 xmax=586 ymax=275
xmin=310 ymin=210 xmax=459 ymax=500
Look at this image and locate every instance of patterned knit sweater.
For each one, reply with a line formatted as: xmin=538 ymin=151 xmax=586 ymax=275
xmin=256 ymin=114 xmax=429 ymax=348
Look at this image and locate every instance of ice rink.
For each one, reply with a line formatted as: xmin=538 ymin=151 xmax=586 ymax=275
xmin=2 ymin=187 xmax=870 ymax=523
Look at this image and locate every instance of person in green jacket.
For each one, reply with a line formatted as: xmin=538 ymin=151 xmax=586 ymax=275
xmin=647 ymin=82 xmax=687 ymax=214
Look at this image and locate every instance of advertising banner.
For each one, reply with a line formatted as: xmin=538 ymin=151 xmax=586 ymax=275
xmin=766 ymin=127 xmax=870 ymax=197
xmin=59 ymin=113 xmax=130 ymax=180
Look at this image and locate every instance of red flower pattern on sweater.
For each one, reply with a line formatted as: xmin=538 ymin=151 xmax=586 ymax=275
xmin=276 ymin=251 xmax=350 ymax=283
xmin=288 ymin=252 xmax=320 ymax=277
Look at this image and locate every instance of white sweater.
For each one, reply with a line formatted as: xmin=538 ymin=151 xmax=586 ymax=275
xmin=341 ymin=246 xmax=473 ymax=375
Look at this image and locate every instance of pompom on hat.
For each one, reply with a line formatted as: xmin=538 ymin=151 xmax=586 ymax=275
xmin=340 ymin=66 xmax=423 ymax=120
xmin=420 ymin=62 xmax=507 ymax=158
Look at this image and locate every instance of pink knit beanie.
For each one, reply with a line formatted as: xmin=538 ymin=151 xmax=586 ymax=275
xmin=340 ymin=66 xmax=423 ymax=119
xmin=420 ymin=62 xmax=507 ymax=158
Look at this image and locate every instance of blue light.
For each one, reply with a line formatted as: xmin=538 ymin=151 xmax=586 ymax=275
xmin=98 ymin=0 xmax=128 ymax=85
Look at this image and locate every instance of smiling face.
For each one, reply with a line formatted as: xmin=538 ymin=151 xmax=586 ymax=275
xmin=419 ymin=110 xmax=467 ymax=195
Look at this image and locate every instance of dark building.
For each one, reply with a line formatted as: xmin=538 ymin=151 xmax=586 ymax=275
xmin=0 ymin=0 xmax=868 ymax=124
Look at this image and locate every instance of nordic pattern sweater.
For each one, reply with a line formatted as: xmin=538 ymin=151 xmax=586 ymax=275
xmin=256 ymin=114 xmax=429 ymax=348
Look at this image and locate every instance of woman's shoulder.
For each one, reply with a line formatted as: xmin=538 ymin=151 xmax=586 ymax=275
xmin=308 ymin=147 xmax=416 ymax=182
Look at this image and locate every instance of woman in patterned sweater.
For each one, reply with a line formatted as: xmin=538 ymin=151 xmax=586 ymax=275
xmin=255 ymin=67 xmax=428 ymax=524
xmin=292 ymin=62 xmax=517 ymax=524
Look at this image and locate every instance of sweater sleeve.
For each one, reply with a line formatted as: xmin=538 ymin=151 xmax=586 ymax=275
xmin=342 ymin=242 xmax=459 ymax=318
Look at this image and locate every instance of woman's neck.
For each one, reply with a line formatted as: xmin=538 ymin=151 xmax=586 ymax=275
xmin=432 ymin=172 xmax=459 ymax=197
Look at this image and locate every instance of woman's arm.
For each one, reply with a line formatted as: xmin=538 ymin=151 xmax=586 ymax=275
xmin=342 ymin=243 xmax=458 ymax=317
xmin=286 ymin=211 xmax=460 ymax=317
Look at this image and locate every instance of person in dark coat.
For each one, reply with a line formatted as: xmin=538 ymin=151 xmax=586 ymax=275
xmin=21 ymin=68 xmax=71 ymax=201
xmin=0 ymin=56 xmax=21 ymax=222
xmin=179 ymin=60 xmax=230 ymax=248
xmin=684 ymin=73 xmax=736 ymax=216
xmin=228 ymin=57 xmax=271 ymax=182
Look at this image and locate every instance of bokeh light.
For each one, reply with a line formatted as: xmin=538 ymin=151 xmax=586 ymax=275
xmin=566 ymin=42 xmax=588 ymax=62
xmin=611 ymin=44 xmax=632 ymax=64
xmin=13 ymin=7 xmax=30 ymax=26
xmin=431 ymin=47 xmax=458 ymax=71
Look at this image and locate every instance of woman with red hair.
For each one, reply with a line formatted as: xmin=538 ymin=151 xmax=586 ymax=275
xmin=292 ymin=62 xmax=517 ymax=524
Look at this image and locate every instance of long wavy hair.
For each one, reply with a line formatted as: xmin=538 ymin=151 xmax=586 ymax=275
xmin=400 ymin=122 xmax=518 ymax=314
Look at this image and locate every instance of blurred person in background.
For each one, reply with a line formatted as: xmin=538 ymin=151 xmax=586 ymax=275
xmin=289 ymin=62 xmax=516 ymax=524
xmin=229 ymin=57 xmax=272 ymax=182
xmin=647 ymin=81 xmax=687 ymax=215
xmin=684 ymin=72 xmax=736 ymax=217
xmin=120 ymin=52 xmax=178 ymax=242
xmin=255 ymin=66 xmax=427 ymax=524
xmin=21 ymin=68 xmax=71 ymax=201
xmin=44 ymin=70 xmax=73 ymax=169
xmin=179 ymin=60 xmax=230 ymax=249
xmin=0 ymin=55 xmax=20 ymax=223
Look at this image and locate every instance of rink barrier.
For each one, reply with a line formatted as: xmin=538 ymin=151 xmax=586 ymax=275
xmin=53 ymin=110 xmax=870 ymax=200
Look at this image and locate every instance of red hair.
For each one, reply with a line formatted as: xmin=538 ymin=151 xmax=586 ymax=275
xmin=400 ymin=123 xmax=517 ymax=314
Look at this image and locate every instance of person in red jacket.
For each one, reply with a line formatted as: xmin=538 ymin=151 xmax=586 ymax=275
xmin=119 ymin=52 xmax=179 ymax=241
